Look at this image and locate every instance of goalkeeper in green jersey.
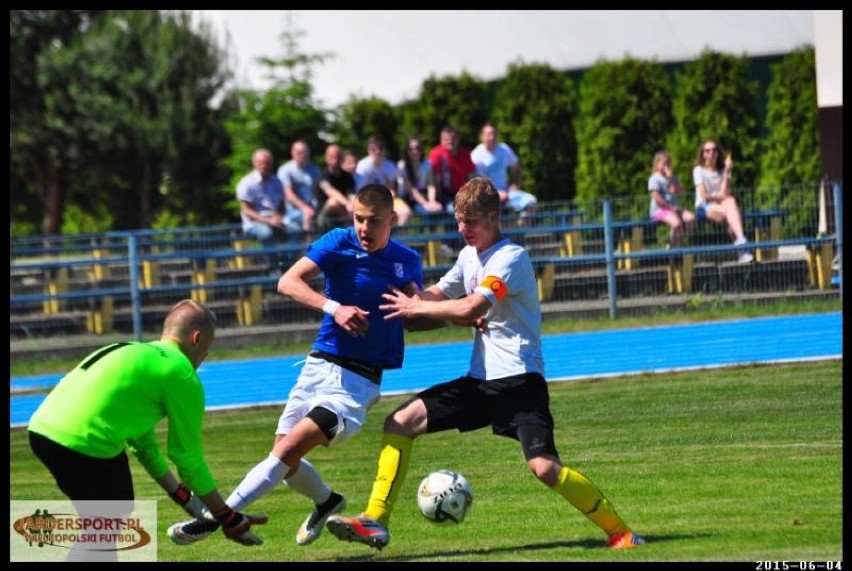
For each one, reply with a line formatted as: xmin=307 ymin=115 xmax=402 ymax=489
xmin=27 ymin=299 xmax=267 ymax=546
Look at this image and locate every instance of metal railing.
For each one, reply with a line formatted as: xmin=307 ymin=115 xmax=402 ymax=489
xmin=10 ymin=183 xmax=842 ymax=340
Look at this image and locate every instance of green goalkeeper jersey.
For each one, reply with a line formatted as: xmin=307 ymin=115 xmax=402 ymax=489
xmin=28 ymin=340 xmax=216 ymax=496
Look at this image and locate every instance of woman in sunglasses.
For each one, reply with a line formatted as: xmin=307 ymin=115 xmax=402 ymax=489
xmin=692 ymin=139 xmax=753 ymax=263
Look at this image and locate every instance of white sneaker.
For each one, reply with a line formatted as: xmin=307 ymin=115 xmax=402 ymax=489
xmin=737 ymin=252 xmax=754 ymax=264
xmin=296 ymin=492 xmax=346 ymax=546
xmin=168 ymin=515 xmax=219 ymax=545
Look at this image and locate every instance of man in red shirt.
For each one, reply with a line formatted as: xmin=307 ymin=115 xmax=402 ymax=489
xmin=428 ymin=125 xmax=476 ymax=212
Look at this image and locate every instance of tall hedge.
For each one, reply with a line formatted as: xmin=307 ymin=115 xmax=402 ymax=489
xmin=573 ymin=57 xmax=673 ymax=217
xmin=490 ymin=62 xmax=577 ymax=202
xmin=755 ymin=46 xmax=821 ymax=236
xmin=332 ymin=96 xmax=400 ymax=160
xmin=667 ymin=49 xmax=761 ymax=194
xmin=399 ymin=72 xmax=489 ymax=150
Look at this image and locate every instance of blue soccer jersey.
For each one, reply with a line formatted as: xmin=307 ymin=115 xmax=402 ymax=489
xmin=306 ymin=227 xmax=423 ymax=370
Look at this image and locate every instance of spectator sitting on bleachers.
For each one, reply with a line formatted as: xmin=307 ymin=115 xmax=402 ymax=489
xmin=398 ymin=136 xmax=442 ymax=214
xmin=342 ymin=149 xmax=362 ymax=190
xmin=649 ymin=150 xmax=694 ymax=247
xmin=470 ymin=121 xmax=538 ymax=226
xmin=278 ymin=140 xmax=320 ymax=235
xmin=693 ymin=139 xmax=753 ymax=263
xmin=237 ymin=149 xmax=286 ymax=245
xmin=427 ymin=125 xmax=476 ymax=214
xmin=236 ymin=148 xmax=289 ymax=274
xmin=316 ymin=144 xmax=355 ymax=230
xmin=356 ymin=136 xmax=411 ymax=226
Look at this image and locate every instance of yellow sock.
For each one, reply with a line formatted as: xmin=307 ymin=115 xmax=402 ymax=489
xmin=553 ymin=466 xmax=629 ymax=536
xmin=363 ymin=433 xmax=413 ymax=526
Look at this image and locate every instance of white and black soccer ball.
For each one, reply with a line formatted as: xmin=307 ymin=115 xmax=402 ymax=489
xmin=416 ymin=469 xmax=473 ymax=524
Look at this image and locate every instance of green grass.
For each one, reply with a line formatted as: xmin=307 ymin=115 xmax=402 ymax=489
xmin=9 ymin=297 xmax=841 ymax=377
xmin=10 ymin=360 xmax=842 ymax=562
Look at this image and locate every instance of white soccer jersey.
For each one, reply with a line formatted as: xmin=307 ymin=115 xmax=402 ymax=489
xmin=436 ymin=237 xmax=544 ymax=380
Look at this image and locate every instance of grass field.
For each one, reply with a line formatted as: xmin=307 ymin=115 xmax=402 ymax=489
xmin=10 ymin=360 xmax=842 ymax=562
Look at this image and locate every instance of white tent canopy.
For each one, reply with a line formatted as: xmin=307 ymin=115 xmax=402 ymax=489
xmin=195 ymin=10 xmax=816 ymax=107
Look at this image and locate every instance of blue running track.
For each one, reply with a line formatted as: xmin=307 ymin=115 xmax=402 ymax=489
xmin=9 ymin=312 xmax=842 ymax=428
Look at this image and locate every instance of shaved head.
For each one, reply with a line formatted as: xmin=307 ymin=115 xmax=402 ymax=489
xmin=161 ymin=299 xmax=217 ymax=368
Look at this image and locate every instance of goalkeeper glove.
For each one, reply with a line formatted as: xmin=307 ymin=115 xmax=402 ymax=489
xmin=213 ymin=508 xmax=268 ymax=546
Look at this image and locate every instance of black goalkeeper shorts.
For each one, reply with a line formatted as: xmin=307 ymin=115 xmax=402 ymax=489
xmin=29 ymin=431 xmax=135 ymax=501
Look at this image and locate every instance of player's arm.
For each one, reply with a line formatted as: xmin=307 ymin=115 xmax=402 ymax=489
xmin=127 ymin=427 xmax=216 ymax=519
xmin=162 ymin=374 xmax=218 ymax=497
xmin=278 ymin=256 xmax=370 ymax=337
xmin=382 ymin=284 xmax=491 ymax=323
xmin=402 ymin=284 xmax=450 ymax=331
xmin=127 ymin=428 xmax=170 ymax=481
xmin=277 ymin=256 xmax=324 ymax=309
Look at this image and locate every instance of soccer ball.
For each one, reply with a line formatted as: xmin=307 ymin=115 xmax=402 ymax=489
xmin=416 ymin=469 xmax=473 ymax=524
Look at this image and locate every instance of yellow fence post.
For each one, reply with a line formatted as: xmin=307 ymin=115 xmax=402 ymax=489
xmin=666 ymin=254 xmax=694 ymax=294
xmin=141 ymin=245 xmax=161 ymax=289
xmin=86 ymin=296 xmax=114 ymax=335
xmin=560 ymin=213 xmax=584 ymax=257
xmin=562 ymin=231 xmax=581 ymax=257
xmin=617 ymin=226 xmax=644 ymax=271
xmin=425 ymin=241 xmax=439 ymax=267
xmin=191 ymin=258 xmax=218 ymax=303
xmin=90 ymin=248 xmax=110 ymax=281
xmin=231 ymin=238 xmax=251 ymax=270
xmin=141 ymin=260 xmax=161 ymax=289
xmin=754 ymin=215 xmax=782 ymax=262
xmin=805 ymin=244 xmax=834 ymax=289
xmin=536 ymin=263 xmax=555 ymax=302
xmin=237 ymin=284 xmax=264 ymax=326
xmin=42 ymin=267 xmax=68 ymax=315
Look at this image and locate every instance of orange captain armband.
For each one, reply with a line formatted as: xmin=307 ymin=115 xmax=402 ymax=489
xmin=480 ymin=275 xmax=508 ymax=301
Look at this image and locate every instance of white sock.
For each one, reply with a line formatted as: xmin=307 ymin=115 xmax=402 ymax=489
xmin=734 ymin=235 xmax=747 ymax=245
xmin=284 ymin=458 xmax=332 ymax=505
xmin=226 ymin=454 xmax=291 ymax=510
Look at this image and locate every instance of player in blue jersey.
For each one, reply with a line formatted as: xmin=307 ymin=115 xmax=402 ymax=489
xmin=168 ymin=184 xmax=428 ymax=547
xmin=326 ymin=177 xmax=645 ymax=551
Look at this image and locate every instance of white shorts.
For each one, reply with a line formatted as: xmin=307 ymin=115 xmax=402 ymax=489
xmin=275 ymin=355 xmax=381 ymax=446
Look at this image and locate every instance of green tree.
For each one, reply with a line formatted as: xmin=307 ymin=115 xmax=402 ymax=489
xmin=149 ymin=11 xmax=236 ymax=228
xmin=331 ymin=97 xmax=400 ymax=161
xmin=574 ymin=57 xmax=673 ymax=217
xmin=755 ymin=46 xmax=820 ymax=236
xmin=221 ymin=18 xmax=330 ymax=217
xmin=491 ymin=62 xmax=578 ymax=202
xmin=10 ymin=10 xmax=105 ymax=235
xmin=403 ymin=72 xmax=489 ymax=149
xmin=668 ymin=49 xmax=761 ymax=194
xmin=10 ymin=10 xmax=234 ymax=234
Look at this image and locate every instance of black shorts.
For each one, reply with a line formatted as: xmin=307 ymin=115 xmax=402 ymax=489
xmin=419 ymin=372 xmax=558 ymax=459
xmin=29 ymin=431 xmax=135 ymax=501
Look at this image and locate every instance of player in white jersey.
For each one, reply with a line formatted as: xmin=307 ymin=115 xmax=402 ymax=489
xmin=326 ymin=176 xmax=646 ymax=551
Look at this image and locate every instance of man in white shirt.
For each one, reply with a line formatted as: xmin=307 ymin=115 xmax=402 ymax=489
xmin=470 ymin=122 xmax=537 ymax=226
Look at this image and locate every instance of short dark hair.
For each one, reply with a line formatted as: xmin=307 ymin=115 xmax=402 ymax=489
xmin=355 ymin=183 xmax=394 ymax=211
